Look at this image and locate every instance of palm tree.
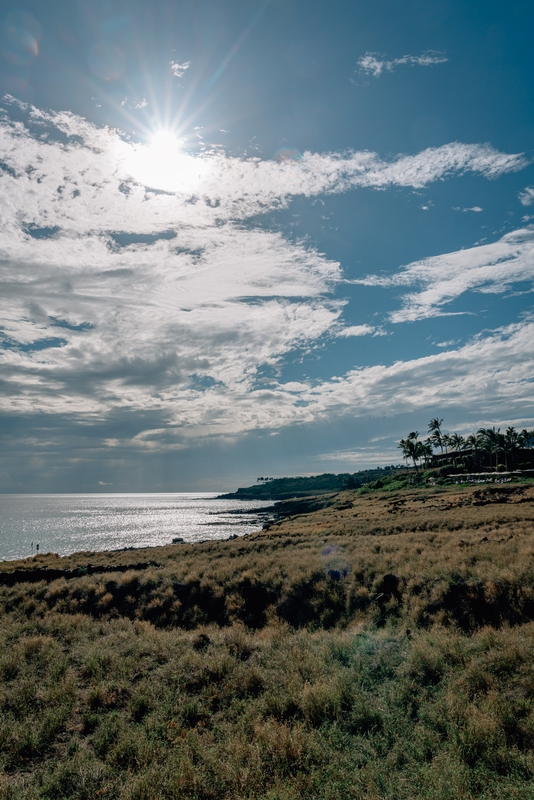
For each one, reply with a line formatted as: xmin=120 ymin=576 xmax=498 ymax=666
xmin=422 ymin=440 xmax=434 ymax=467
xmin=448 ymin=433 xmax=465 ymax=467
xmin=398 ymin=433 xmax=424 ymax=470
xmin=505 ymin=427 xmax=520 ymax=470
xmin=519 ymin=430 xmax=534 ymax=467
xmin=477 ymin=428 xmax=492 ymax=468
xmin=397 ymin=438 xmax=410 ymax=469
xmin=428 ymin=417 xmax=443 ymax=434
xmin=466 ymin=433 xmax=482 ymax=470
xmin=449 ymin=433 xmax=465 ymax=451
xmin=429 ymin=430 xmax=442 ymax=456
xmin=414 ymin=440 xmax=428 ymax=470
xmin=428 ymin=418 xmax=444 ymax=454
xmin=478 ymin=427 xmax=501 ymax=469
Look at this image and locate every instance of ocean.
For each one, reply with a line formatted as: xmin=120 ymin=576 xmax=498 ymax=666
xmin=0 ymin=493 xmax=274 ymax=562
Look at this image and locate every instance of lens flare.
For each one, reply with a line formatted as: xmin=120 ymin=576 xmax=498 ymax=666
xmin=274 ymin=147 xmax=303 ymax=163
xmin=1 ymin=12 xmax=41 ymax=66
xmin=322 ymin=543 xmax=351 ymax=581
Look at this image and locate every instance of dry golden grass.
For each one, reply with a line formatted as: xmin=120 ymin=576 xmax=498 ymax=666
xmin=1 ymin=481 xmax=534 ymax=798
xmin=2 ymin=482 xmax=533 ymax=632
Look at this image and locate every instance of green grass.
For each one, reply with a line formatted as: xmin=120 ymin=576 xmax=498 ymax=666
xmin=219 ymin=467 xmax=403 ymax=499
xmin=1 ymin=617 xmax=534 ymax=799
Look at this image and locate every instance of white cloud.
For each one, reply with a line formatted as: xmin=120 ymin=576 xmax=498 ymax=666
xmin=200 ymin=142 xmax=525 ymax=214
xmin=357 ymin=226 xmax=534 ymax=322
xmin=318 ymin=448 xmax=396 ymax=466
xmin=0 ymin=101 xmax=524 ymax=226
xmin=305 ymin=321 xmax=534 ymax=424
xmin=0 ymin=99 xmax=531 ymax=452
xmin=519 ymin=186 xmax=534 ymax=206
xmin=357 ymin=51 xmax=448 ymax=78
xmin=94 ymin=320 xmax=534 ymax=449
xmin=170 ymin=60 xmax=191 ymax=78
xmin=336 ymin=325 xmax=375 ymax=337
xmin=0 ymin=101 xmax=344 ymax=428
xmin=453 ymin=206 xmax=483 ymax=212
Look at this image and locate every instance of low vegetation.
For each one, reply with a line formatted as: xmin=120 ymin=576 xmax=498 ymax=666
xmin=219 ymin=467 xmax=402 ymax=500
xmin=1 ymin=479 xmax=534 ymax=798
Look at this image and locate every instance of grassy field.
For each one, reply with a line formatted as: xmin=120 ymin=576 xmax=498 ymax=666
xmin=1 ymin=480 xmax=534 ymax=798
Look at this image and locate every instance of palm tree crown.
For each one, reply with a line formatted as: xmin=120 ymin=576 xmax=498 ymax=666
xmin=397 ymin=419 xmax=534 ymax=475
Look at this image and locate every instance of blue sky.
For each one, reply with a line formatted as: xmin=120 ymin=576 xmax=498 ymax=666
xmin=0 ymin=0 xmax=533 ymax=492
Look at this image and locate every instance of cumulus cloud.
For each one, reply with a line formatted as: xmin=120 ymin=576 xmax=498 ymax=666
xmin=0 ymin=99 xmax=530 ymax=453
xmin=357 ymin=226 xmax=534 ymax=322
xmin=356 ymin=50 xmax=448 ymax=78
xmin=519 ymin=186 xmax=534 ymax=206
xmin=453 ymin=206 xmax=483 ymax=212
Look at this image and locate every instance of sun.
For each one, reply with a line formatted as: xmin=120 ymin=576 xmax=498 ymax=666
xmin=150 ymin=130 xmax=181 ymax=161
xmin=126 ymin=129 xmax=208 ymax=193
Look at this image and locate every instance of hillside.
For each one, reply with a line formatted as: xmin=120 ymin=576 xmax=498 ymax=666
xmin=218 ymin=466 xmax=402 ymax=499
xmin=1 ymin=479 xmax=534 ymax=799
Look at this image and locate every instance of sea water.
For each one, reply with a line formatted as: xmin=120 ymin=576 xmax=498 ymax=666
xmin=0 ymin=493 xmax=274 ymax=562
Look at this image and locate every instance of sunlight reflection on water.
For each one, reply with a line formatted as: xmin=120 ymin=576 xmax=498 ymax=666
xmin=0 ymin=493 xmax=273 ymax=561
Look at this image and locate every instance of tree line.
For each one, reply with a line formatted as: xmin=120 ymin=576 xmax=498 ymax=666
xmin=398 ymin=418 xmax=534 ymax=472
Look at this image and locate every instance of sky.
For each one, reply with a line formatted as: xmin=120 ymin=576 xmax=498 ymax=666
xmin=0 ymin=0 xmax=533 ymax=493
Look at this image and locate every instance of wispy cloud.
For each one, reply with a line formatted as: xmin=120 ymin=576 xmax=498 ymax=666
xmin=170 ymin=60 xmax=191 ymax=78
xmin=356 ymin=50 xmax=448 ymax=78
xmin=357 ymin=227 xmax=534 ymax=322
xmin=318 ymin=448 xmax=398 ymax=466
xmin=519 ymin=186 xmax=534 ymax=206
xmin=307 ymin=321 xmax=534 ymax=424
xmin=453 ymin=206 xmax=483 ymax=212
xmin=0 ymin=100 xmax=530 ymax=454
xmin=336 ymin=325 xmax=376 ymax=337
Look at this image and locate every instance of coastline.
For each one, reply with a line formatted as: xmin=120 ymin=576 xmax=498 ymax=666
xmin=0 ymin=493 xmax=276 ymax=563
xmin=2 ymin=479 xmax=534 ymax=797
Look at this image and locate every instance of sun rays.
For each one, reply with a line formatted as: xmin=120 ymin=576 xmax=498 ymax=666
xmin=125 ymin=128 xmax=209 ymax=192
